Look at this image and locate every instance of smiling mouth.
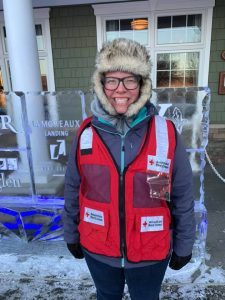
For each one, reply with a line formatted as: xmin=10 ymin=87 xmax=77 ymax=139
xmin=114 ymin=98 xmax=128 ymax=104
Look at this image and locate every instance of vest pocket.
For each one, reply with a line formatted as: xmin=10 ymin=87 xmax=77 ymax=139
xmin=80 ymin=164 xmax=111 ymax=203
xmin=133 ymin=172 xmax=170 ymax=207
xmin=127 ymin=207 xmax=171 ymax=261
xmin=79 ymin=203 xmax=109 ymax=244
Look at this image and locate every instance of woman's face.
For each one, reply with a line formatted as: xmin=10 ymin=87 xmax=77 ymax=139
xmin=103 ymin=71 xmax=140 ymax=114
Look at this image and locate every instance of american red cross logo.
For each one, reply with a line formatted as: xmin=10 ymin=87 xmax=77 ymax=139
xmin=85 ymin=211 xmax=90 ymax=218
xmin=149 ymin=159 xmax=154 ymax=165
xmin=143 ymin=221 xmax=148 ymax=227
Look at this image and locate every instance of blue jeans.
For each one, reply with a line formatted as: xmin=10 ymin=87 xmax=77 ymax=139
xmin=84 ymin=253 xmax=170 ymax=300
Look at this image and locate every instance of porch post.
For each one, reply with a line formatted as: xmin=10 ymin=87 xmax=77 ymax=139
xmin=2 ymin=0 xmax=49 ymax=189
xmin=2 ymin=0 xmax=42 ymax=91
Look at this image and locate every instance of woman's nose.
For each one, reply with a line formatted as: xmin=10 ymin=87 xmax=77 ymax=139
xmin=116 ymin=80 xmax=126 ymax=92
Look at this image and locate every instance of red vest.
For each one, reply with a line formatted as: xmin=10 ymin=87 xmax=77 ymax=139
xmin=77 ymin=116 xmax=176 ymax=262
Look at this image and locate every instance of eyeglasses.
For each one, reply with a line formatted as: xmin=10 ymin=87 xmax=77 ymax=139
xmin=102 ymin=76 xmax=141 ymax=91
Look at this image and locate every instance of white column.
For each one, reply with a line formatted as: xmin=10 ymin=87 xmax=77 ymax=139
xmin=3 ymin=0 xmax=49 ymax=186
xmin=3 ymin=0 xmax=42 ymax=91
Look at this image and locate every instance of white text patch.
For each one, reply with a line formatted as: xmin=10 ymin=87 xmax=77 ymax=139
xmin=84 ymin=207 xmax=105 ymax=226
xmin=141 ymin=216 xmax=164 ymax=232
xmin=147 ymin=155 xmax=171 ymax=174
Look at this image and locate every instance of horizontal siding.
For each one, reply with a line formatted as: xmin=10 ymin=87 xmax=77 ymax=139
xmin=50 ymin=5 xmax=97 ymax=92
xmin=208 ymin=0 xmax=225 ymax=124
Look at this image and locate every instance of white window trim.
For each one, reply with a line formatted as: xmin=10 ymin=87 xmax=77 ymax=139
xmin=93 ymin=1 xmax=150 ymax=16
xmin=0 ymin=22 xmax=9 ymax=90
xmin=35 ymin=16 xmax=56 ymax=91
xmin=0 ymin=8 xmax=55 ymax=92
xmin=92 ymin=0 xmax=214 ymax=87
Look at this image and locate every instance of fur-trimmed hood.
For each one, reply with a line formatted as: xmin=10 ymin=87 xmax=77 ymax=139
xmin=92 ymin=38 xmax=152 ymax=117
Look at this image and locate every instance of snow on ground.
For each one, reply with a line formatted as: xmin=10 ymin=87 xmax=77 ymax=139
xmin=0 ymin=252 xmax=225 ymax=299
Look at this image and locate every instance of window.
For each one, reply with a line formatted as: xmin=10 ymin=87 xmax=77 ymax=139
xmin=106 ymin=18 xmax=149 ymax=45
xmin=156 ymin=52 xmax=199 ymax=87
xmin=35 ymin=24 xmax=45 ymax=51
xmin=2 ymin=26 xmax=7 ymax=53
xmin=39 ymin=58 xmax=48 ymax=91
xmin=156 ymin=13 xmax=202 ymax=88
xmin=157 ymin=14 xmax=202 ymax=44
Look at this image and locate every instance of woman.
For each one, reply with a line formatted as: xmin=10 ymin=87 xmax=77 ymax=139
xmin=63 ymin=38 xmax=195 ymax=300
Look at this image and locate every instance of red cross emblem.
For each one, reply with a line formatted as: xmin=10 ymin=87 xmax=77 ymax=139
xmin=85 ymin=211 xmax=90 ymax=218
xmin=149 ymin=159 xmax=154 ymax=165
xmin=143 ymin=221 xmax=148 ymax=227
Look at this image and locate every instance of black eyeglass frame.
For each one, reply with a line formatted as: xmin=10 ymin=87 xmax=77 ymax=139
xmin=101 ymin=75 xmax=142 ymax=91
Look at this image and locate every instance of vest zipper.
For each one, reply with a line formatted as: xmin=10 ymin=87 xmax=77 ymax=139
xmin=120 ymin=136 xmax=126 ymax=267
xmin=92 ymin=123 xmax=128 ymax=265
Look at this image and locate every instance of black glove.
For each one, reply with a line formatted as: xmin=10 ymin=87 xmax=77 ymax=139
xmin=169 ymin=251 xmax=192 ymax=270
xmin=67 ymin=243 xmax=84 ymax=259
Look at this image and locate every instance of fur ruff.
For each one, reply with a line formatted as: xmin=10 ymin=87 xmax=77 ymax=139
xmin=92 ymin=38 xmax=152 ymax=117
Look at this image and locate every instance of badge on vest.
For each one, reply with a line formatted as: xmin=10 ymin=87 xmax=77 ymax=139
xmin=147 ymin=155 xmax=171 ymax=174
xmin=84 ymin=207 xmax=105 ymax=226
xmin=141 ymin=216 xmax=164 ymax=232
xmin=80 ymin=127 xmax=93 ymax=155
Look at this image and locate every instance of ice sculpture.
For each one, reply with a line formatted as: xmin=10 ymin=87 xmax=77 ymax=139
xmin=0 ymin=91 xmax=87 ymax=241
xmin=0 ymin=88 xmax=210 ymax=263
xmin=151 ymin=87 xmax=210 ymax=263
xmin=25 ymin=91 xmax=87 ymax=202
xmin=0 ymin=93 xmax=33 ymax=203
